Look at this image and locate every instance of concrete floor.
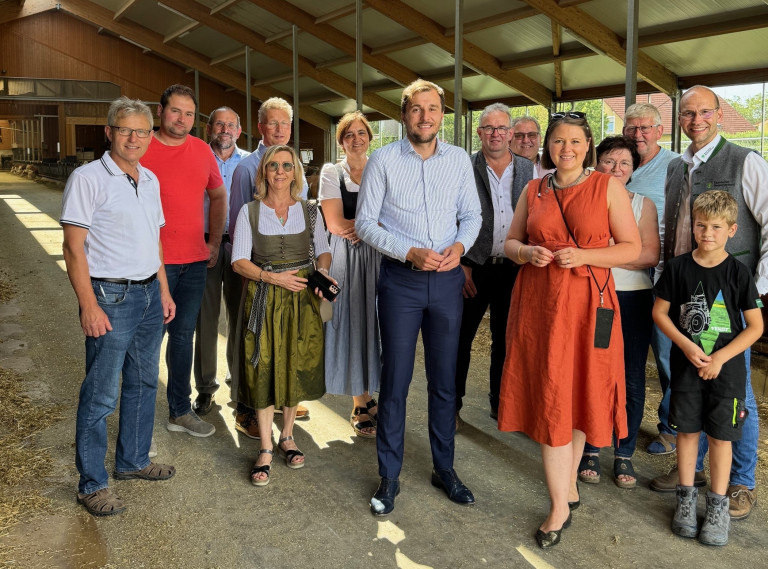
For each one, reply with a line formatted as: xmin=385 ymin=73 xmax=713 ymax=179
xmin=0 ymin=172 xmax=767 ymax=568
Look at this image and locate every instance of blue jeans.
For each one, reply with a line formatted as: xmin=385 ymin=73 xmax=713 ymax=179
xmin=76 ymin=279 xmax=163 ymax=494
xmin=585 ymin=289 xmax=653 ymax=458
xmin=164 ymin=261 xmax=207 ymax=418
xmin=650 ymin=323 xmax=675 ymax=436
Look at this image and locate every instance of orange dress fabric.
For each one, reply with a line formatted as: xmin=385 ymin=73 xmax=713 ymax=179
xmin=498 ymin=171 xmax=627 ymax=448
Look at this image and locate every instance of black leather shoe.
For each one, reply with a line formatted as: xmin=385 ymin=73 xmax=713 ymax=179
xmin=431 ymin=468 xmax=475 ymax=505
xmin=569 ymin=482 xmax=581 ymax=511
xmin=192 ymin=393 xmax=213 ymax=415
xmin=535 ymin=513 xmax=572 ymax=548
xmin=371 ymin=478 xmax=399 ymax=516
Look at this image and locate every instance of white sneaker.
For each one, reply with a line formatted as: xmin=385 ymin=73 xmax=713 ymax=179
xmin=167 ymin=410 xmax=216 ymax=438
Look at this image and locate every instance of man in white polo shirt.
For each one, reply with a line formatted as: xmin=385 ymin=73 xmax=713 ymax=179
xmin=61 ymin=96 xmax=176 ymax=517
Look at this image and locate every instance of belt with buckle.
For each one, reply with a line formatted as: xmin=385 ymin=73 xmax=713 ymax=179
xmin=91 ymin=273 xmax=157 ymax=285
xmin=383 ymin=256 xmax=422 ymax=271
xmin=485 ymin=256 xmax=509 ymax=265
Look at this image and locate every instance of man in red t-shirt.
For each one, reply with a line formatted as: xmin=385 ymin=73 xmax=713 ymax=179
xmin=141 ymin=84 xmax=226 ymax=439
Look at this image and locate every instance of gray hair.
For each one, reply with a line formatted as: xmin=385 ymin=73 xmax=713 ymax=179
xmin=107 ymin=96 xmax=153 ymax=128
xmin=208 ymin=106 xmax=241 ymax=128
xmin=258 ymin=97 xmax=293 ymax=123
xmin=478 ymin=103 xmax=511 ymax=125
xmin=510 ymin=115 xmax=541 ymax=133
xmin=625 ymin=103 xmax=662 ymax=125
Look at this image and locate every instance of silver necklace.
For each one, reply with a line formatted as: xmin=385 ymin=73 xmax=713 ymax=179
xmin=551 ymin=169 xmax=588 ymax=190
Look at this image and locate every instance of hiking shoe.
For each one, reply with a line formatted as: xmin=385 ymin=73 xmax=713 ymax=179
xmin=728 ymin=484 xmax=757 ymax=520
xmin=699 ymin=491 xmax=730 ymax=546
xmin=235 ymin=412 xmax=260 ymax=439
xmin=650 ymin=466 xmax=707 ymax=493
xmin=167 ymin=410 xmax=215 ymax=438
xmin=672 ymin=485 xmax=699 ymax=538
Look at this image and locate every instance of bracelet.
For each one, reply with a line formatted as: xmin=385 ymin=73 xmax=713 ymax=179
xmin=517 ymin=245 xmax=526 ymax=263
xmin=259 ymin=270 xmax=265 ymax=283
xmin=318 ymin=267 xmax=329 ymax=275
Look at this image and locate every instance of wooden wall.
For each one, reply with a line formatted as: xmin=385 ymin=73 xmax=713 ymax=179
xmin=0 ymin=10 xmax=328 ymax=167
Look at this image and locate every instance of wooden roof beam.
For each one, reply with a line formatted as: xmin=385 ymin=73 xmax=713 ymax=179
xmin=365 ymin=0 xmax=552 ymax=107
xmin=210 ymin=0 xmax=240 ymax=16
xmin=113 ymin=0 xmax=137 ymax=22
xmin=0 ymin=0 xmax=51 ymax=25
xmin=245 ymin=0 xmax=461 ymax=112
xmin=519 ymin=0 xmax=677 ymax=95
xmin=159 ymin=0 xmax=402 ymax=120
xmin=164 ymin=21 xmax=200 ymax=43
xmin=57 ymin=0 xmax=332 ymax=130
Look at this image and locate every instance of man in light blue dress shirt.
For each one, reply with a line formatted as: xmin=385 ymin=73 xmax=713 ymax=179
xmin=356 ymin=79 xmax=482 ymax=516
xmin=192 ymin=107 xmax=250 ymax=415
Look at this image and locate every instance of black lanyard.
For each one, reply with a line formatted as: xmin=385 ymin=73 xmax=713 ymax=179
xmin=551 ymin=181 xmax=611 ymax=307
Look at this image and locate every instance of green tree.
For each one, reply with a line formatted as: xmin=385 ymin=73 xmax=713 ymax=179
xmin=728 ymin=94 xmax=763 ymax=126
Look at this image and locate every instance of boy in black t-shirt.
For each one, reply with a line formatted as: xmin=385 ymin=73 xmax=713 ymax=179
xmin=653 ymin=190 xmax=763 ymax=546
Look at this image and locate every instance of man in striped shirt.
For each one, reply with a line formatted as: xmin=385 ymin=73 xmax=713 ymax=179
xmin=357 ymin=79 xmax=482 ymax=516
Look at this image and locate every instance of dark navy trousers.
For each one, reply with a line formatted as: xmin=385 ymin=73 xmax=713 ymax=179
xmin=376 ymin=259 xmax=465 ymax=479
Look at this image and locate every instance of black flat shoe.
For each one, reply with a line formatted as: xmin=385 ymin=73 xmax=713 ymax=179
xmin=192 ymin=393 xmax=213 ymax=415
xmin=431 ymin=468 xmax=475 ymax=505
xmin=371 ymin=478 xmax=399 ymax=516
xmin=535 ymin=513 xmax=572 ymax=549
xmin=569 ymin=482 xmax=581 ymax=511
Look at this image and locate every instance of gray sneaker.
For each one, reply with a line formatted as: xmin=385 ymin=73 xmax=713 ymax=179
xmin=672 ymin=485 xmax=698 ymax=538
xmin=699 ymin=491 xmax=730 ymax=546
xmin=167 ymin=410 xmax=215 ymax=438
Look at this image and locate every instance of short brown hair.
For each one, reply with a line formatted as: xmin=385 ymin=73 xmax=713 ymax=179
xmin=692 ymin=190 xmax=738 ymax=226
xmin=401 ymin=79 xmax=445 ymax=116
xmin=160 ymin=84 xmax=196 ymax=109
xmin=336 ymin=111 xmax=373 ymax=146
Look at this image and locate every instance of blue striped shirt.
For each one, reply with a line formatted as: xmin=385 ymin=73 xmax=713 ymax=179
xmin=356 ymin=138 xmax=481 ymax=261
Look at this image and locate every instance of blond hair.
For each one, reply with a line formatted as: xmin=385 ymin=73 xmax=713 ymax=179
xmin=254 ymin=145 xmax=304 ymax=202
xmin=692 ymin=190 xmax=738 ymax=226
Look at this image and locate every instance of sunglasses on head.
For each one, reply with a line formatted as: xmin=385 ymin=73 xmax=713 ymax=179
xmin=266 ymin=161 xmax=294 ymax=172
xmin=551 ymin=111 xmax=587 ymax=120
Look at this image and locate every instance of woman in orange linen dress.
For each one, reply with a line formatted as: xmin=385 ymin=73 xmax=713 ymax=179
xmin=499 ymin=113 xmax=640 ymax=548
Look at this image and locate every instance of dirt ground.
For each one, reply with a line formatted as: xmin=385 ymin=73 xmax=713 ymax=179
xmin=1 ymin=173 xmax=767 ymax=569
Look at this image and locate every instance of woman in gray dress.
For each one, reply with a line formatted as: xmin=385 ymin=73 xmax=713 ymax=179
xmin=318 ymin=112 xmax=381 ymax=438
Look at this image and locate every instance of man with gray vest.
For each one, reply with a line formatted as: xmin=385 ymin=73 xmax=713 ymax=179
xmin=649 ymin=85 xmax=768 ymax=521
xmin=455 ymin=103 xmax=534 ymax=424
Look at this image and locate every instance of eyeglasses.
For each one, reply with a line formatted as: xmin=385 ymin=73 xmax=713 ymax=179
xmin=479 ymin=126 xmax=510 ymax=135
xmin=513 ymin=132 xmax=539 ymax=140
xmin=266 ymin=161 xmax=294 ymax=172
xmin=551 ymin=111 xmax=586 ymax=120
xmin=264 ymin=120 xmax=291 ymax=129
xmin=623 ymin=125 xmax=659 ymax=135
xmin=679 ymin=108 xmax=719 ymax=121
xmin=110 ymin=126 xmax=151 ymax=138
xmin=213 ymin=121 xmax=238 ymax=130
xmin=598 ymin=158 xmax=633 ymax=170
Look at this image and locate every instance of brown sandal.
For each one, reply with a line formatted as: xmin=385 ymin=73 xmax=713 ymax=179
xmin=113 ymin=462 xmax=176 ymax=481
xmin=77 ymin=487 xmax=126 ymax=516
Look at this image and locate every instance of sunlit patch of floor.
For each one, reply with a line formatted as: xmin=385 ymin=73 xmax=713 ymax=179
xmin=0 ymin=195 xmax=65 ymax=258
xmin=516 ymin=545 xmax=557 ymax=569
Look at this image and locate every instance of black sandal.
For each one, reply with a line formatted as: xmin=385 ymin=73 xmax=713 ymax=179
xmin=577 ymin=454 xmax=601 ymax=484
xmin=365 ymin=398 xmax=378 ymax=425
xmin=351 ymin=407 xmax=377 ymax=438
xmin=250 ymin=449 xmax=273 ymax=487
xmin=278 ymin=436 xmax=305 ymax=469
xmin=613 ymin=458 xmax=637 ymax=489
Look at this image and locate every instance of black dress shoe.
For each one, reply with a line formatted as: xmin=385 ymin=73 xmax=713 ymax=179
xmin=371 ymin=478 xmax=399 ymax=516
xmin=535 ymin=513 xmax=572 ymax=548
xmin=431 ymin=468 xmax=475 ymax=505
xmin=192 ymin=393 xmax=213 ymax=415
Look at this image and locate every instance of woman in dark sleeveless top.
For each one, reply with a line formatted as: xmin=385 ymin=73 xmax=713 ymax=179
xmin=231 ymin=145 xmax=333 ymax=486
xmin=318 ymin=112 xmax=382 ymax=438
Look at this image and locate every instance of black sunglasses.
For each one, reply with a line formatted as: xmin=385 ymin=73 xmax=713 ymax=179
xmin=551 ymin=111 xmax=587 ymax=120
